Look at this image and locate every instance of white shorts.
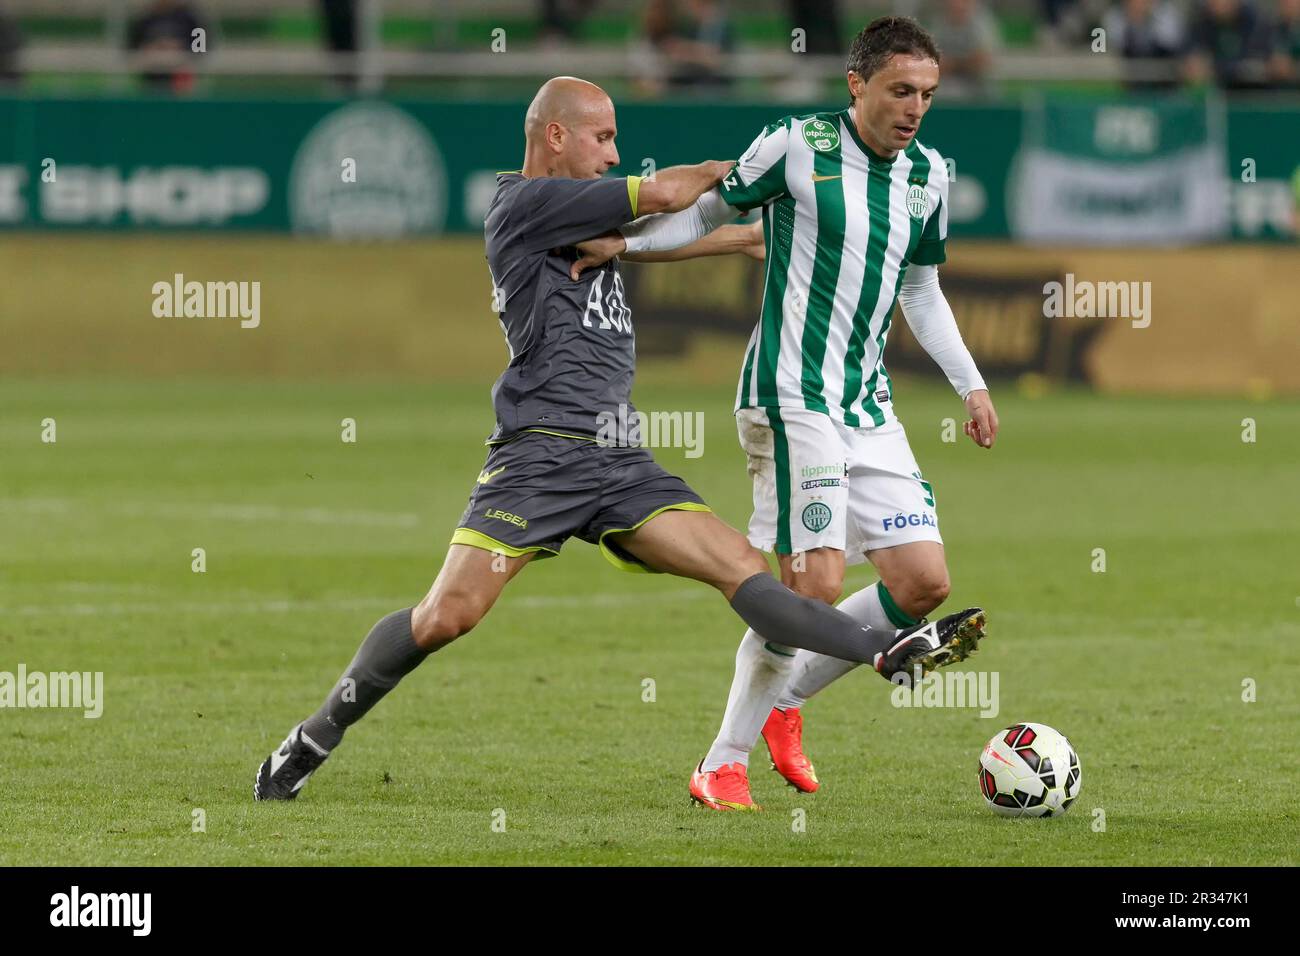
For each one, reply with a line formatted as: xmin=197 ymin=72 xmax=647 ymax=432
xmin=737 ymin=407 xmax=941 ymax=566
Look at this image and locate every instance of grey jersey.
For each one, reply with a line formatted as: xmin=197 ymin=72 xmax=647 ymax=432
xmin=484 ymin=172 xmax=641 ymax=443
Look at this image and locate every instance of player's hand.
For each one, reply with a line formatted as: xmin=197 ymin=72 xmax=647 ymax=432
xmin=570 ymin=231 xmax=627 ymax=281
xmin=963 ymin=389 xmax=998 ymax=449
xmin=740 ymin=220 xmax=765 ymax=261
xmin=710 ymin=159 xmax=738 ymax=182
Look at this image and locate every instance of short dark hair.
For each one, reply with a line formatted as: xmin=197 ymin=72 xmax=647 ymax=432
xmin=846 ymin=16 xmax=941 ymax=99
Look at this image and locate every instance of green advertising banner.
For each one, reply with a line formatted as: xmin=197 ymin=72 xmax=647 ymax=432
xmin=0 ymin=95 xmax=1294 ymax=240
xmin=1011 ymin=97 xmax=1229 ymax=242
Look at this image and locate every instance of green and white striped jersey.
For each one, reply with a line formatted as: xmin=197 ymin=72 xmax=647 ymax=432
xmin=721 ymin=108 xmax=949 ymax=428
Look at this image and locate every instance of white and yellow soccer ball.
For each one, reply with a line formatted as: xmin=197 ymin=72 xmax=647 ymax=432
xmin=978 ymin=722 xmax=1081 ymax=818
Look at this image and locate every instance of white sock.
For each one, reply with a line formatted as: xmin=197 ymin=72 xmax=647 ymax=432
xmin=701 ymin=631 xmax=796 ymax=771
xmin=776 ymin=582 xmax=899 ymax=710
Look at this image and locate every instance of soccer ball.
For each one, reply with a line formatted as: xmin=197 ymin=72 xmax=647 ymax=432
xmin=978 ymin=722 xmax=1081 ymax=818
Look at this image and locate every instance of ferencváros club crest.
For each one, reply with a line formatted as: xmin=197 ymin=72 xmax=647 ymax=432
xmin=906 ymin=183 xmax=929 ymax=220
xmin=289 ymin=102 xmax=446 ymax=238
xmin=802 ymin=501 xmax=833 ymax=532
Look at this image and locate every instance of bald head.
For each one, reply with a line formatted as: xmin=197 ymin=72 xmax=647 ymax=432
xmin=521 ymin=77 xmax=621 ymax=180
xmin=525 ymin=76 xmax=611 ymax=140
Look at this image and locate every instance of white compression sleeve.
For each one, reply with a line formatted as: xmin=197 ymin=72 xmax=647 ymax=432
xmin=897 ymin=265 xmax=987 ymax=400
xmin=620 ymin=187 xmax=739 ymax=253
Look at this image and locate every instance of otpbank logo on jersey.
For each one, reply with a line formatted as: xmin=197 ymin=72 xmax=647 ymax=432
xmin=906 ymin=184 xmax=930 ymax=220
xmin=581 ymin=270 xmax=632 ymax=334
xmin=803 ymin=120 xmax=840 ymax=152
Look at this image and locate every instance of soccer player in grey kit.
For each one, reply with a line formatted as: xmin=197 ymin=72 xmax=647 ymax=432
xmin=255 ymin=76 xmax=986 ymax=802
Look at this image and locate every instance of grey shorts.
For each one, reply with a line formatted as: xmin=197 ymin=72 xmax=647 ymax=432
xmin=451 ymin=431 xmax=709 ymax=573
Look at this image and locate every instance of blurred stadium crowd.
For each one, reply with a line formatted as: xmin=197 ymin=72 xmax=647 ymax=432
xmin=0 ymin=0 xmax=1296 ymax=97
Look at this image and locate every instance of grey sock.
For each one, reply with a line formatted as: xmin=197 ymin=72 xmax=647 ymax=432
xmin=728 ymin=573 xmax=892 ymax=664
xmin=301 ymin=607 xmax=430 ymax=751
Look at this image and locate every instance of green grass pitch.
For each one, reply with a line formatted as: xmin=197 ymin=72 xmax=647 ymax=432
xmin=1 ymin=377 xmax=1297 ymax=865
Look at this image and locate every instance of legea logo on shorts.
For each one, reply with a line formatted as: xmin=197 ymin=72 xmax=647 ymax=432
xmin=801 ymin=502 xmax=833 ymax=532
xmin=882 ymin=512 xmax=937 ymax=531
xmin=484 ymin=508 xmax=527 ymax=529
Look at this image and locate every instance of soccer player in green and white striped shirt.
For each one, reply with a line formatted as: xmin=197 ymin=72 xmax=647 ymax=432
xmin=573 ymin=16 xmax=999 ymax=810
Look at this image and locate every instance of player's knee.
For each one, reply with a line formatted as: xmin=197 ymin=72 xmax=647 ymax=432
xmin=925 ymin=574 xmax=952 ymax=611
xmin=791 ymin=573 xmax=842 ymax=605
xmin=903 ymin=571 xmax=950 ymax=617
xmin=411 ymin=596 xmax=483 ymax=651
xmin=728 ymin=542 xmax=772 ymax=581
xmin=782 ymin=550 xmax=844 ymax=604
xmin=717 ymin=546 xmax=773 ymax=596
xmin=742 ymin=547 xmax=771 ymax=577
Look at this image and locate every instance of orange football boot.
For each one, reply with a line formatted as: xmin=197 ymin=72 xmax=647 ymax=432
xmin=761 ymin=707 xmax=820 ymax=793
xmin=689 ymin=761 xmax=760 ymax=811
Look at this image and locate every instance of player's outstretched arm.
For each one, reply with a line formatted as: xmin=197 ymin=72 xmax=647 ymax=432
xmin=568 ymin=222 xmax=759 ymax=279
xmin=569 ymin=187 xmax=742 ymax=279
xmin=624 ymin=221 xmax=764 ymax=264
xmin=636 ymin=160 xmax=735 ymax=215
xmin=572 ymin=117 xmax=790 ymax=278
xmin=897 ymin=264 xmax=999 ymax=449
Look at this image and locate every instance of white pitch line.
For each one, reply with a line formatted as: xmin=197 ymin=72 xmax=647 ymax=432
xmin=50 ymin=581 xmax=165 ymax=595
xmin=0 ymin=497 xmax=420 ymax=529
xmin=0 ymin=590 xmax=711 ymax=617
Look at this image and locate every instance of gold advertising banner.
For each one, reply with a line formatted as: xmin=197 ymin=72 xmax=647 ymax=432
xmin=923 ymin=244 xmax=1300 ymax=396
xmin=625 ymin=241 xmax=1300 ymax=396
xmin=4 ymin=236 xmax=1295 ymax=395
